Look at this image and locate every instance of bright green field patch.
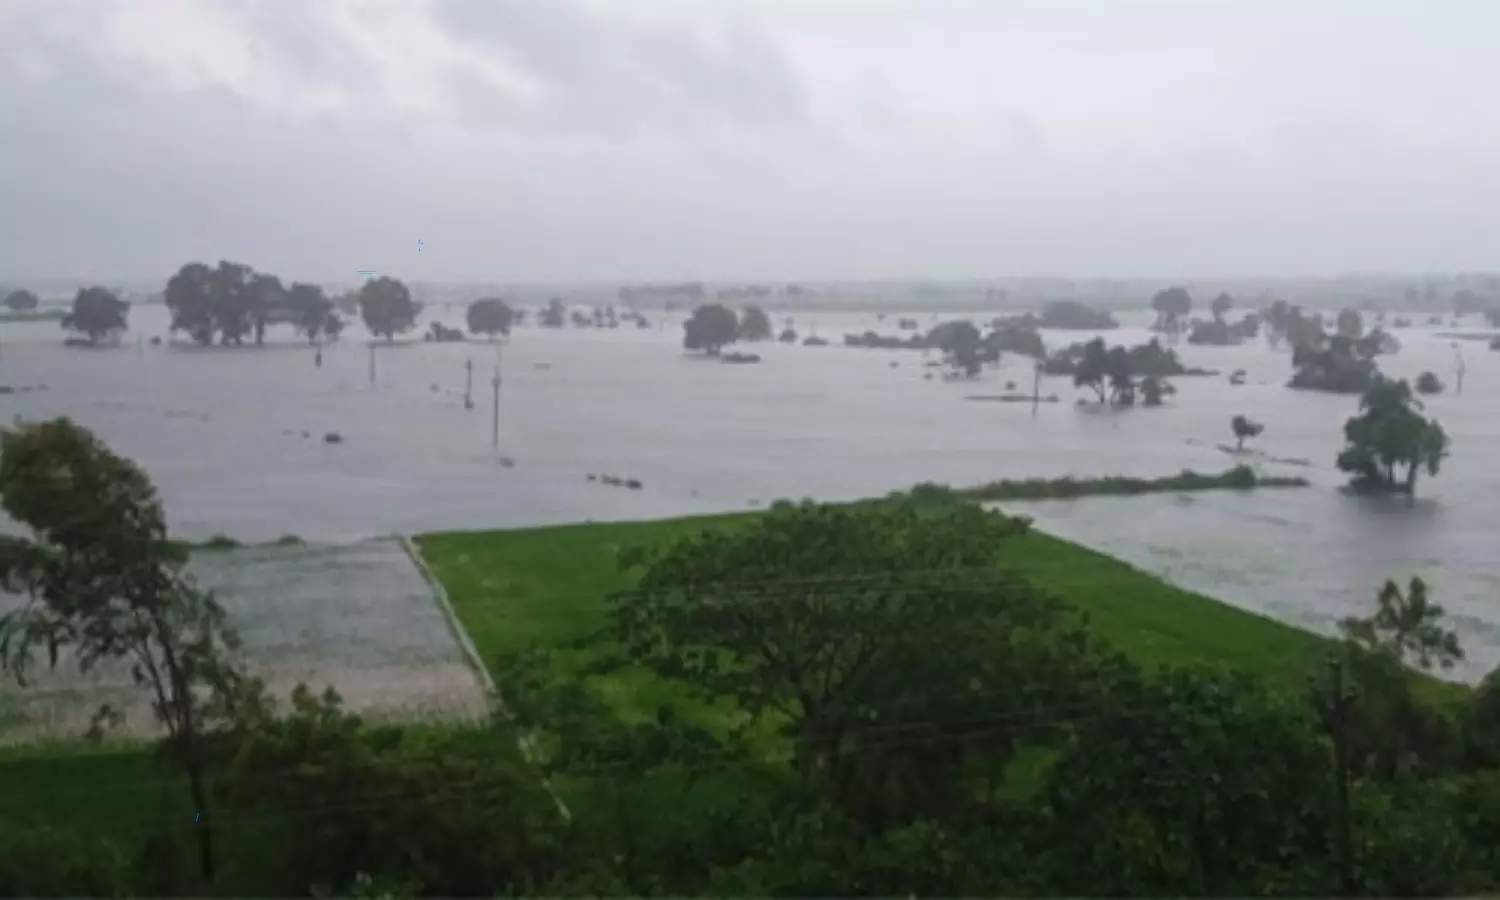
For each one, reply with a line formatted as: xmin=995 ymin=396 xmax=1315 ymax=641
xmin=415 ymin=510 xmax=1342 ymax=710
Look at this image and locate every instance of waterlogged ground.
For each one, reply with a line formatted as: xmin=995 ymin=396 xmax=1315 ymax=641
xmin=2 ymin=303 xmax=1498 ymax=681
xmin=0 ymin=538 xmax=489 ymax=743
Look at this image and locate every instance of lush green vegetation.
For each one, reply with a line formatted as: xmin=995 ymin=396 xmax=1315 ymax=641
xmin=3 ymin=420 xmax=1499 ymax=897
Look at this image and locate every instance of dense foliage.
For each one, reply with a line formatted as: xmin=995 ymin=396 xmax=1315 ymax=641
xmin=3 ymin=289 xmax=39 ymax=312
xmin=737 ymin=306 xmax=772 ymax=342
xmin=465 ymin=298 xmax=514 ymax=340
xmin=1335 ymin=376 xmax=1450 ymax=495
xmin=359 ymin=277 xmax=421 ymax=343
xmin=683 ymin=304 xmax=739 ymax=354
xmin=61 ymin=287 xmax=129 ymax=344
xmin=4 ymin=426 xmax=1500 ymax=897
xmin=164 ymin=261 xmax=343 ymax=346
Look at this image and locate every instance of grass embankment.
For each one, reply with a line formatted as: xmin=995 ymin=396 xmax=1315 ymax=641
xmin=900 ymin=465 xmax=1309 ymax=503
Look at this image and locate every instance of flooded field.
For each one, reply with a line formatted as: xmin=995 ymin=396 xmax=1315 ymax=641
xmin=2 ymin=303 xmax=1498 ymax=681
xmin=0 ymin=538 xmax=490 ymax=743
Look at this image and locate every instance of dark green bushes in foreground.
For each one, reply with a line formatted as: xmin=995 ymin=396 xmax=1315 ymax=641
xmin=896 ymin=464 xmax=1307 ymax=504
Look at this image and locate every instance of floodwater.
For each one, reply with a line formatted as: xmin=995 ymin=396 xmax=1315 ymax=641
xmin=2 ymin=304 xmax=1498 ymax=681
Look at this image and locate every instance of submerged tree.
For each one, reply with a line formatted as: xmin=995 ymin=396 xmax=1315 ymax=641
xmin=61 ymin=287 xmax=129 ymax=344
xmin=1335 ymin=376 xmax=1449 ymax=495
xmin=3 ymin=289 xmax=39 ymax=312
xmin=466 ymin=297 xmax=514 ymax=341
xmin=928 ymin=320 xmax=983 ymax=377
xmin=285 ymin=282 xmax=339 ymax=344
xmin=1231 ymin=415 xmax=1264 ymax=450
xmin=0 ymin=419 xmax=251 ymax=883
xmin=1210 ymin=292 xmax=1234 ymax=321
xmin=738 ymin=306 xmax=772 ymax=342
xmin=1150 ymin=286 xmax=1193 ymax=336
xmin=359 ymin=277 xmax=420 ymax=343
xmin=682 ymin=304 xmax=739 ymax=355
xmin=540 ymin=298 xmax=566 ymax=328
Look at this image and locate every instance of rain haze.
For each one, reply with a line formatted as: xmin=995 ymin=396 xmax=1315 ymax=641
xmin=5 ymin=5 xmax=1500 ymax=894
xmin=3 ymin=0 xmax=1500 ymax=280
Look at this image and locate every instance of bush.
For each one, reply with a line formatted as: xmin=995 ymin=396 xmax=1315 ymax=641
xmin=0 ymin=822 xmax=134 ymax=897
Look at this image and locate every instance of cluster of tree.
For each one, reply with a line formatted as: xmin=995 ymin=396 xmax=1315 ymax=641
xmin=3 ymin=288 xmax=39 ymax=311
xmin=994 ymin=300 xmax=1118 ymax=331
xmin=1185 ymin=293 xmax=1262 ymax=345
xmin=1053 ymin=337 xmax=1178 ymax=406
xmin=1336 ymin=376 xmax=1450 ymax=495
xmin=1289 ymin=334 xmax=1384 ymax=393
xmin=841 ymin=319 xmax=1046 ymax=376
xmin=60 ymin=287 xmax=130 ymax=344
xmin=3 ymin=424 xmax=1500 ymax=896
xmin=1043 ymin=336 xmax=1205 ymax=380
xmin=164 ymin=261 xmax=348 ymax=346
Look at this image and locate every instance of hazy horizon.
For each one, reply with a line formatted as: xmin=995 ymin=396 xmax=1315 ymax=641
xmin=3 ymin=0 xmax=1499 ymax=284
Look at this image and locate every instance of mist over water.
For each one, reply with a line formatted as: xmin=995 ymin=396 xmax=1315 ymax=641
xmin=3 ymin=304 xmax=1498 ymax=679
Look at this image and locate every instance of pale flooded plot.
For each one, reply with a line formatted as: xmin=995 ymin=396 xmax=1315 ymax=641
xmin=0 ymin=538 xmax=489 ymax=744
xmin=1 ymin=303 xmax=1498 ymax=685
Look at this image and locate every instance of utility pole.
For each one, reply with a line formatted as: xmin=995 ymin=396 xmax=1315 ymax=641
xmin=490 ymin=364 xmax=501 ymax=449
xmin=1032 ymin=361 xmax=1042 ymax=418
xmin=1312 ymin=655 xmax=1358 ymax=896
xmin=464 ymin=358 xmax=474 ymax=410
xmin=1455 ymin=345 xmax=1466 ymax=396
xmin=368 ymin=343 xmax=376 ymax=385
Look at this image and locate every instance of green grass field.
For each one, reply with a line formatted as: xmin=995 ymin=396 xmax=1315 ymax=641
xmin=414 ymin=509 xmax=1341 ymax=707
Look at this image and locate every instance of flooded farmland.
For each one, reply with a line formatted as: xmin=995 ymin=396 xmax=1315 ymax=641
xmin=3 ymin=303 xmax=1498 ymax=682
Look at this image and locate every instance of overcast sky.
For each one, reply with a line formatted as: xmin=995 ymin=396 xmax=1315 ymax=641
xmin=2 ymin=0 xmax=1498 ymax=284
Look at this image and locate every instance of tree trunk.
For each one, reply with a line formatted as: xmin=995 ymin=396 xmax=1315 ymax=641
xmin=1236 ymin=436 xmax=1245 ymax=450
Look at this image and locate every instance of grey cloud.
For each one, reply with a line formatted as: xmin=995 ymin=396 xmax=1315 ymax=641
xmin=432 ymin=0 xmax=810 ymax=139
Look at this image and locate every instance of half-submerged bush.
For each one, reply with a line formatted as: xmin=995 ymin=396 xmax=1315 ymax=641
xmin=890 ymin=466 xmax=1307 ymax=503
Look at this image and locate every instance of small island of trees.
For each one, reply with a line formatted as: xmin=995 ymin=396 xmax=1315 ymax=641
xmin=1336 ymin=376 xmax=1449 ymax=496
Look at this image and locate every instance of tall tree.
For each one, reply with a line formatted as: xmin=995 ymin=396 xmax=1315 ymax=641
xmin=285 ymin=282 xmax=338 ymax=344
xmin=540 ymin=298 xmax=566 ymax=328
xmin=1335 ymin=376 xmax=1449 ymax=494
xmin=1210 ymin=291 xmax=1234 ymax=321
xmin=1337 ymin=307 xmax=1364 ymax=341
xmin=0 ymin=419 xmax=252 ymax=883
xmin=211 ymin=261 xmax=256 ymax=345
xmin=612 ymin=500 xmax=1106 ymax=826
xmin=246 ymin=272 xmax=286 ymax=346
xmin=682 ymin=304 xmax=739 ymax=355
xmin=165 ymin=262 xmax=217 ymax=344
xmin=1150 ymin=286 xmax=1193 ymax=335
xmin=359 ymin=277 xmax=420 ymax=343
xmin=928 ymin=320 xmax=982 ymax=377
xmin=466 ymin=297 xmax=513 ymax=340
xmin=61 ymin=287 xmax=128 ymax=344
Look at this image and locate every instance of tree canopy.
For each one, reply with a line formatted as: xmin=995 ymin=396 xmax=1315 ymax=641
xmin=1335 ymin=376 xmax=1450 ymax=495
xmin=1150 ymin=286 xmax=1193 ymax=334
xmin=0 ymin=418 xmax=251 ymax=881
xmin=683 ymin=304 xmax=739 ymax=354
xmin=1231 ymin=414 xmax=1264 ymax=449
xmin=61 ymin=287 xmax=128 ymax=344
xmin=359 ymin=277 xmax=421 ymax=343
xmin=466 ymin=297 xmax=514 ymax=340
xmin=927 ymin=320 xmax=983 ymax=376
xmin=738 ymin=306 xmax=772 ymax=342
xmin=3 ymin=288 xmax=39 ymax=311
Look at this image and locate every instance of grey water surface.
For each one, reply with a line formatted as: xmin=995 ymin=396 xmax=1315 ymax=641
xmin=2 ymin=305 xmax=1497 ymax=680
